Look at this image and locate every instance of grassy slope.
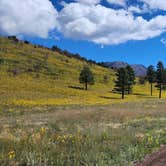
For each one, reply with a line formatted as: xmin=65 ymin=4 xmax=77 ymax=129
xmin=0 ymin=37 xmax=166 ymax=109
xmin=0 ymin=37 xmax=115 ymax=107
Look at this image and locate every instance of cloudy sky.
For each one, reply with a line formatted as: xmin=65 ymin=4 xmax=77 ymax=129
xmin=1 ymin=0 xmax=166 ymax=66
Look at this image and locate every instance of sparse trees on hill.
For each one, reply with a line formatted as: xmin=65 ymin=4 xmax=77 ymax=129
xmin=114 ymin=68 xmax=129 ymax=99
xmin=79 ymin=66 xmax=94 ymax=90
xmin=147 ymin=65 xmax=156 ymax=96
xmin=126 ymin=65 xmax=135 ymax=94
xmin=156 ymin=61 xmax=164 ymax=98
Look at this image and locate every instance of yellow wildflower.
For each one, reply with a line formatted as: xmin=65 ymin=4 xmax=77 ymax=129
xmin=8 ymin=151 xmax=15 ymax=159
xmin=40 ymin=127 xmax=46 ymax=135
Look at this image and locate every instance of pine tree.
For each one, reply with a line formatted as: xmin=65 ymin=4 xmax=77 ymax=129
xmin=79 ymin=66 xmax=94 ymax=90
xmin=156 ymin=61 xmax=164 ymax=98
xmin=162 ymin=69 xmax=166 ymax=91
xmin=126 ymin=65 xmax=135 ymax=94
xmin=147 ymin=65 xmax=156 ymax=96
xmin=114 ymin=68 xmax=129 ymax=99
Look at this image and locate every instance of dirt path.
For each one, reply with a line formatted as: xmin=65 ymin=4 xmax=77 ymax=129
xmin=134 ymin=145 xmax=166 ymax=166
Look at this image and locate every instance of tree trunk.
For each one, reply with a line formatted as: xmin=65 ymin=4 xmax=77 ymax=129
xmin=151 ymin=83 xmax=153 ymax=96
xmin=85 ymin=81 xmax=88 ymax=90
xmin=122 ymin=86 xmax=124 ymax=99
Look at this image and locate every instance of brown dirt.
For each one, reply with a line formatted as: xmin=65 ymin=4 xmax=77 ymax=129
xmin=134 ymin=145 xmax=166 ymax=166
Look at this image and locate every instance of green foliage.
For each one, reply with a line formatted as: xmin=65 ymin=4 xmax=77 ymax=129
xmin=126 ymin=65 xmax=135 ymax=94
xmin=114 ymin=68 xmax=129 ymax=99
xmin=79 ymin=66 xmax=94 ymax=90
xmin=147 ymin=65 xmax=156 ymax=96
xmin=162 ymin=69 xmax=166 ymax=91
xmin=114 ymin=66 xmax=135 ymax=98
xmin=156 ymin=61 xmax=164 ymax=98
xmin=147 ymin=65 xmax=156 ymax=83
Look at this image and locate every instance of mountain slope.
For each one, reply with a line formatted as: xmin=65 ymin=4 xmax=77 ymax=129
xmin=102 ymin=61 xmax=147 ymax=76
xmin=0 ymin=36 xmax=117 ymax=107
xmin=0 ymin=37 xmax=163 ymax=108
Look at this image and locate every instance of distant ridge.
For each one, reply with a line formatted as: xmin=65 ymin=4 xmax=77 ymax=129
xmin=102 ymin=61 xmax=147 ymax=76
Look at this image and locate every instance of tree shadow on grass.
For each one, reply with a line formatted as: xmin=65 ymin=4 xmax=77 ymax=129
xmin=100 ymin=96 xmax=120 ymax=100
xmin=68 ymin=85 xmax=84 ymax=90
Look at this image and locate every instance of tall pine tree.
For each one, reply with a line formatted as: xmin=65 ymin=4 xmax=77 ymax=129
xmin=147 ymin=65 xmax=156 ymax=96
xmin=162 ymin=69 xmax=166 ymax=90
xmin=126 ymin=65 xmax=135 ymax=94
xmin=156 ymin=61 xmax=164 ymax=98
xmin=114 ymin=68 xmax=129 ymax=99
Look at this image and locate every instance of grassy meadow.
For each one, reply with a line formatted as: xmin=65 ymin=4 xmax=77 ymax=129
xmin=0 ymin=37 xmax=166 ymax=165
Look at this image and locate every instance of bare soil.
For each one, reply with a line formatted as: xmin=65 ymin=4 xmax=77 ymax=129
xmin=134 ymin=145 xmax=166 ymax=166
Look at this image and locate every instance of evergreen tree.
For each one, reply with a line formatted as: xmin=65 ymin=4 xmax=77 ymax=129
xmin=126 ymin=65 xmax=135 ymax=94
xmin=156 ymin=61 xmax=164 ymax=98
xmin=147 ymin=65 xmax=156 ymax=96
xmin=79 ymin=66 xmax=94 ymax=90
xmin=114 ymin=68 xmax=129 ymax=99
xmin=162 ymin=69 xmax=166 ymax=90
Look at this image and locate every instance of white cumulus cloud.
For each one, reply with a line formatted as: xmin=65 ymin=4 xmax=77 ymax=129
xmin=1 ymin=0 xmax=166 ymax=45
xmin=140 ymin=0 xmax=166 ymax=11
xmin=0 ymin=0 xmax=57 ymax=37
xmin=57 ymin=2 xmax=166 ymax=45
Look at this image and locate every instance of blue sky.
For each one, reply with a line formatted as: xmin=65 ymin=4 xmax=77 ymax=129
xmin=1 ymin=0 xmax=166 ymax=67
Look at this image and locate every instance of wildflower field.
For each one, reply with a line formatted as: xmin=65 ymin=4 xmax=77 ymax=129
xmin=0 ymin=101 xmax=165 ymax=165
xmin=0 ymin=37 xmax=166 ymax=165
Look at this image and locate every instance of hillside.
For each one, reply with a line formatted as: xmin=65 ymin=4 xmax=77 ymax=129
xmin=0 ymin=36 xmax=116 ymax=107
xmin=0 ymin=37 xmax=165 ymax=109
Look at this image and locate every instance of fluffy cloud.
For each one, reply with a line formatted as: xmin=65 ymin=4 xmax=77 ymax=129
xmin=1 ymin=0 xmax=166 ymax=45
xmin=0 ymin=0 xmax=57 ymax=37
xmin=57 ymin=2 xmax=166 ymax=45
xmin=140 ymin=0 xmax=166 ymax=11
xmin=107 ymin=0 xmax=126 ymax=7
xmin=128 ymin=5 xmax=149 ymax=14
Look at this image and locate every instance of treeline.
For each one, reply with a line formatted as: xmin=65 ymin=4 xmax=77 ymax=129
xmin=7 ymin=36 xmax=99 ymax=66
xmin=147 ymin=61 xmax=166 ymax=98
xmin=111 ymin=61 xmax=166 ymax=99
xmin=114 ymin=65 xmax=135 ymax=99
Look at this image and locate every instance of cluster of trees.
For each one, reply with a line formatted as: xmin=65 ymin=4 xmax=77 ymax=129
xmin=79 ymin=61 xmax=166 ymax=100
xmin=52 ymin=46 xmax=97 ymax=65
xmin=79 ymin=65 xmax=135 ymax=98
xmin=114 ymin=65 xmax=135 ymax=99
xmin=147 ymin=61 xmax=166 ymax=98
